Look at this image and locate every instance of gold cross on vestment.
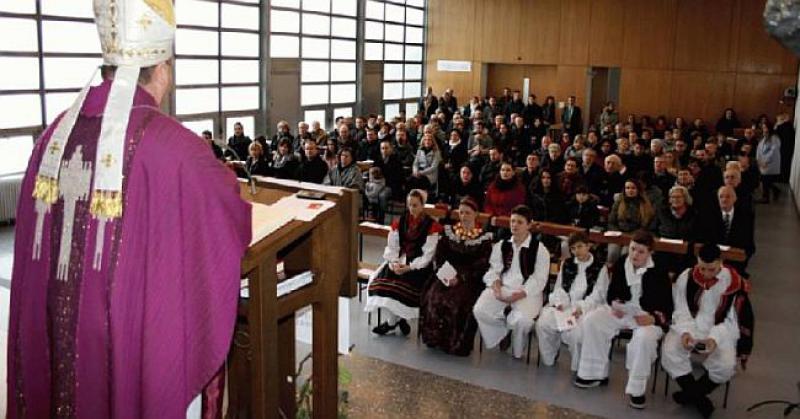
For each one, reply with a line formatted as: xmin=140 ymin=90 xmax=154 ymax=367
xmin=137 ymin=14 xmax=153 ymax=30
xmin=101 ymin=153 xmax=114 ymax=168
xmin=49 ymin=141 xmax=61 ymax=155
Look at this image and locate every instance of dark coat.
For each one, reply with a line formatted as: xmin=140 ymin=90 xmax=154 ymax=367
xmin=608 ymin=260 xmax=674 ymax=332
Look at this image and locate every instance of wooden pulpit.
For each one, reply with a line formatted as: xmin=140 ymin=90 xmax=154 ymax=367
xmin=226 ymin=177 xmax=358 ymax=419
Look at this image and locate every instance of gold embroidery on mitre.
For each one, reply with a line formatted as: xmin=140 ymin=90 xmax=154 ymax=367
xmin=143 ymin=0 xmax=175 ymax=27
xmin=89 ymin=190 xmax=123 ymax=218
xmin=32 ymin=175 xmax=59 ymax=204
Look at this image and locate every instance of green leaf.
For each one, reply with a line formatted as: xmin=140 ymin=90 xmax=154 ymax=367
xmin=338 ymin=367 xmax=352 ymax=385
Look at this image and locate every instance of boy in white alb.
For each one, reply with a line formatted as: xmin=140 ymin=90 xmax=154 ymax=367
xmin=473 ymin=205 xmax=551 ymax=359
xmin=536 ymin=232 xmax=609 ymax=371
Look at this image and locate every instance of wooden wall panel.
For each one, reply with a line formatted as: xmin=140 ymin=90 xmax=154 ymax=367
xmin=619 ymin=69 xmax=673 ymax=118
xmin=673 ymin=0 xmax=738 ymax=72
xmin=485 ymin=64 xmax=561 ymax=102
xmin=517 ymin=0 xmax=561 ymax=64
xmin=558 ymin=0 xmax=591 ymax=65
xmin=486 ymin=64 xmax=526 ymax=96
xmin=588 ymin=0 xmax=625 ymax=67
xmin=622 ymin=0 xmax=677 ymax=69
xmin=669 ymin=71 xmax=736 ymax=123
xmin=477 ymin=0 xmax=522 ymax=63
xmin=736 ymin=0 xmax=798 ymax=75
xmin=527 ymin=65 xmax=560 ymax=100
xmin=425 ymin=0 xmax=476 ymax=61
xmin=733 ymin=73 xmax=797 ymax=124
xmin=556 ymin=65 xmax=589 ymax=113
xmin=425 ymin=61 xmax=483 ymax=99
xmin=425 ymin=0 xmax=798 ymax=125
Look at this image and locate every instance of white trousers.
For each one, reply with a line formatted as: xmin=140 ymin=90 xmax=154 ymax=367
xmin=535 ymin=307 xmax=584 ymax=371
xmin=473 ymin=288 xmax=542 ymax=358
xmin=661 ymin=330 xmax=737 ymax=384
xmin=576 ymin=306 xmax=663 ymax=396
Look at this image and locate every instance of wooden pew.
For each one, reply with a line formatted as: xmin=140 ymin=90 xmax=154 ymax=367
xmin=693 ymin=242 xmax=747 ymax=262
xmin=588 ymin=230 xmax=689 ymax=254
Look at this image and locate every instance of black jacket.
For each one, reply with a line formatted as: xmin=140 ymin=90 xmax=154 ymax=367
xmin=697 ymin=204 xmax=755 ymax=257
xmin=652 ymin=206 xmax=696 ymax=241
xmin=295 ymin=156 xmax=329 ymax=184
xmin=580 ymin=163 xmax=606 ymax=196
xmin=608 ymin=260 xmax=674 ymax=331
xmin=374 ymin=154 xmax=405 ymax=198
xmin=566 ymin=197 xmax=600 ymax=229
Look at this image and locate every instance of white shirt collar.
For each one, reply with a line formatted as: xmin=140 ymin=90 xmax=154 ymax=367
xmin=722 ymin=207 xmax=734 ymax=219
xmin=510 ymin=234 xmax=532 ymax=250
xmin=575 ymin=253 xmax=594 ymax=268
xmin=624 ymin=255 xmax=654 ymax=287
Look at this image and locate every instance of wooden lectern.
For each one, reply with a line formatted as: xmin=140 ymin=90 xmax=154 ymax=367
xmin=226 ymin=178 xmax=358 ymax=419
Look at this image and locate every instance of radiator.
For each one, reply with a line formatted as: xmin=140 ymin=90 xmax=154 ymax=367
xmin=0 ymin=174 xmax=23 ymax=223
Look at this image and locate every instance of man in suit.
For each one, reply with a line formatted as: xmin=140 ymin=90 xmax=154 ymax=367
xmin=580 ymin=148 xmax=606 ymax=196
xmin=698 ymin=186 xmax=755 ymax=277
xmin=505 ymin=90 xmax=526 ymax=121
xmin=562 ymin=95 xmax=583 ymax=138
xmin=374 ymin=139 xmax=405 ymax=199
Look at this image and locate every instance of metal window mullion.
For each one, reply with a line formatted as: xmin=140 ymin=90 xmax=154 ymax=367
xmin=217 ymin=0 xmax=223 ymax=136
xmin=354 ymin=0 xmax=365 ymax=117
xmin=180 ymin=23 xmax=258 ymax=34
xmin=35 ymin=0 xmax=46 ymax=128
xmin=420 ymin=0 xmax=427 ymax=101
xmin=258 ymin=0 xmax=269 ymax=136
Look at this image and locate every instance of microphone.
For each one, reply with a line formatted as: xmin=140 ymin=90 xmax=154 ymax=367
xmin=219 ymin=142 xmax=257 ymax=196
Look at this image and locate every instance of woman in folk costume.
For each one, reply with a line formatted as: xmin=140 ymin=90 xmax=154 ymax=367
xmin=7 ymin=1 xmax=251 ymax=418
xmin=536 ymin=232 xmax=609 ymax=371
xmin=419 ymin=197 xmax=493 ymax=356
xmin=366 ymin=189 xmax=443 ymax=336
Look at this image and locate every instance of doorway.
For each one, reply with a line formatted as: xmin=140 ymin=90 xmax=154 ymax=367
xmin=588 ymin=67 xmax=620 ymax=128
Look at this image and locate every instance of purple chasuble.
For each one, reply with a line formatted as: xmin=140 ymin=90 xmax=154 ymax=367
xmin=7 ymin=80 xmax=252 ymax=418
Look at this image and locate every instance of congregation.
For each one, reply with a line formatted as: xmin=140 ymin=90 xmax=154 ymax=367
xmin=208 ymin=87 xmax=793 ymax=418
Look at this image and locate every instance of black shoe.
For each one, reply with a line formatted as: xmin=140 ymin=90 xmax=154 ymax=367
xmin=397 ymin=319 xmax=411 ymax=336
xmin=696 ymin=396 xmax=715 ymax=418
xmin=672 ymin=391 xmax=694 ymax=406
xmin=629 ymin=394 xmax=646 ymax=409
xmin=573 ymin=376 xmax=609 ymax=388
xmin=372 ymin=322 xmax=397 ymax=336
xmin=498 ymin=331 xmax=512 ymax=351
xmin=696 ymin=373 xmax=720 ymax=397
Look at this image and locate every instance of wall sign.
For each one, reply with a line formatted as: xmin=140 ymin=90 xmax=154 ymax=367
xmin=437 ymin=60 xmax=471 ymax=72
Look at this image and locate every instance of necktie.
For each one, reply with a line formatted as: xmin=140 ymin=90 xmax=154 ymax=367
xmin=723 ymin=212 xmax=732 ymax=239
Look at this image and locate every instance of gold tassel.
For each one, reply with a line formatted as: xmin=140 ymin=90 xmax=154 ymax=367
xmin=32 ymin=175 xmax=59 ymax=204
xmin=89 ymin=190 xmax=123 ymax=219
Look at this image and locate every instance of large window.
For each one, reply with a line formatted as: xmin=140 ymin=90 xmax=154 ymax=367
xmin=364 ymin=0 xmax=425 ymax=119
xmin=0 ymin=2 xmax=102 ymax=174
xmin=175 ymin=0 xmax=261 ymax=139
xmin=1 ymin=0 xmax=428 ymax=158
xmin=271 ymin=0 xmax=358 ymax=129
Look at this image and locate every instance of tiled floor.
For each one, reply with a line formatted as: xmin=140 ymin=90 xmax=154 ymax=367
xmin=1 ymin=190 xmax=799 ymax=418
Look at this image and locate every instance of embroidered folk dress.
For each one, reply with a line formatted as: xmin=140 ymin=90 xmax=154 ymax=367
xmin=420 ymin=224 xmax=493 ymax=356
xmin=365 ymin=213 xmax=442 ymax=320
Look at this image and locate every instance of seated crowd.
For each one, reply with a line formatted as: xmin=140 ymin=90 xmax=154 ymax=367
xmin=202 ymin=87 xmax=790 ymax=418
